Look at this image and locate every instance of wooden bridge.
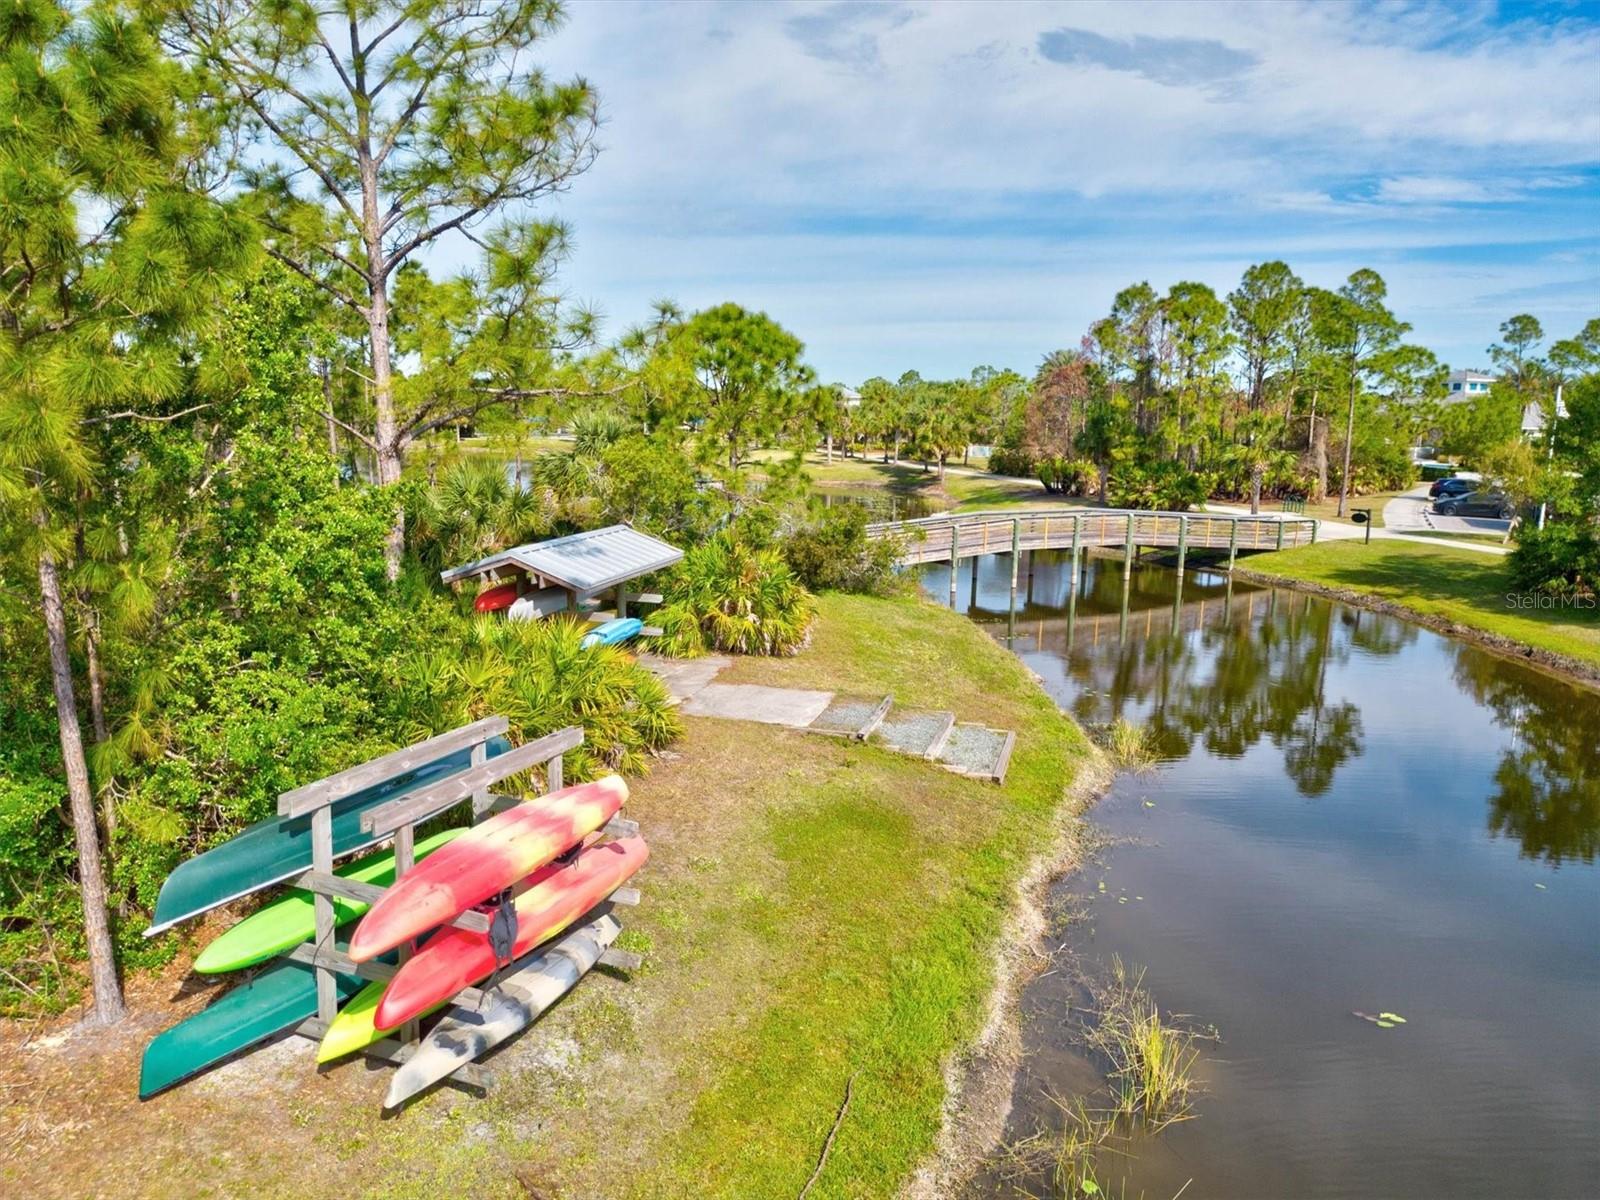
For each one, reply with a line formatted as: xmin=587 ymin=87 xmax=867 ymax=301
xmin=867 ymin=507 xmax=1319 ymax=575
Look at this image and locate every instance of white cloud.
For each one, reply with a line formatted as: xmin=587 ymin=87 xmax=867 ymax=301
xmin=1376 ymin=175 xmax=1587 ymax=205
xmin=506 ymin=0 xmax=1600 ymax=379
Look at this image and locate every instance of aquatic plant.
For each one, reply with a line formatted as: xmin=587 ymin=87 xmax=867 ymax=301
xmin=1087 ymin=958 xmax=1208 ymax=1130
xmin=1105 ymin=719 xmax=1159 ymax=771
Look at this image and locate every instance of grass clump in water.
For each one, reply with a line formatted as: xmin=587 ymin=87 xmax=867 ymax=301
xmin=1088 ymin=957 xmax=1208 ymax=1129
xmin=1001 ymin=957 xmax=1211 ymax=1198
xmin=1104 ymin=718 xmax=1159 ymax=771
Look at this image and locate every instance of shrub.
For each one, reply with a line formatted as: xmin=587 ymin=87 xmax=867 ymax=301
xmin=987 ymin=445 xmax=1034 ymax=477
xmin=1107 ymin=461 xmax=1207 ymax=511
xmin=656 ymin=532 xmax=816 ymax=656
xmin=1037 ymin=455 xmax=1098 ymax=496
xmin=1508 ymin=523 xmax=1600 ymax=597
xmin=782 ymin=505 xmax=901 ymax=594
xmin=389 ymin=615 xmax=683 ymax=780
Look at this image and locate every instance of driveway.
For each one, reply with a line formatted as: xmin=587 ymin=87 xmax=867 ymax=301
xmin=1383 ymin=484 xmax=1513 ymax=537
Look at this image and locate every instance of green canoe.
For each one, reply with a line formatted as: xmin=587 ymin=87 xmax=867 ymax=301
xmin=144 ymin=737 xmax=511 ymax=937
xmin=191 ymin=827 xmax=467 ymax=974
xmin=139 ymin=957 xmax=366 ymax=1099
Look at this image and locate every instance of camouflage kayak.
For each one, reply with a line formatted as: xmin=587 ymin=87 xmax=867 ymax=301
xmin=383 ymin=914 xmax=621 ymax=1109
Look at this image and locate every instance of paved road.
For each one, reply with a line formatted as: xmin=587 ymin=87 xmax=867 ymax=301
xmin=1382 ymin=483 xmax=1514 ymax=537
xmin=1203 ymin=499 xmax=1511 ymax=556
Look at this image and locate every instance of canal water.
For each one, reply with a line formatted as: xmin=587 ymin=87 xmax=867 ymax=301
xmin=920 ymin=549 xmax=1600 ymax=1200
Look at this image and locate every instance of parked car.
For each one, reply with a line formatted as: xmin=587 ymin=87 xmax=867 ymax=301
xmin=1433 ymin=490 xmax=1513 ymax=519
xmin=1428 ymin=474 xmax=1481 ymax=499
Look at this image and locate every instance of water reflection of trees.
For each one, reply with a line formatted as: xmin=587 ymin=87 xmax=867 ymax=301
xmin=1450 ymin=651 xmax=1599 ymax=865
xmin=1060 ymin=578 xmax=1410 ymax=798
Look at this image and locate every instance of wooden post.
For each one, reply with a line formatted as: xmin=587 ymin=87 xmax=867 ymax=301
xmin=393 ymin=824 xmax=419 ymax=1046
xmin=1310 ymin=519 xmax=1319 ymax=545
xmin=1122 ymin=513 xmax=1135 ymax=577
xmin=1070 ymin=515 xmax=1082 ymax=592
xmin=948 ymin=523 xmax=959 ymax=606
xmin=470 ymin=739 xmax=490 ymax=819
xmin=310 ymin=807 xmax=336 ymax=1022
xmin=548 ymin=754 xmax=563 ymax=794
xmin=1176 ymin=515 xmax=1189 ymax=577
xmin=1227 ymin=518 xmax=1240 ymax=573
xmin=1276 ymin=519 xmax=1286 ymax=551
xmin=1066 ymin=569 xmax=1078 ymax=647
xmin=1009 ymin=518 xmax=1020 ymax=606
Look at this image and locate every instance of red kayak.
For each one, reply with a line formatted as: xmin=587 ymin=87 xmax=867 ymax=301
xmin=347 ymin=776 xmax=628 ymax=963
xmin=474 ymin=582 xmax=520 ymax=613
xmin=374 ymin=837 xmax=649 ymax=1031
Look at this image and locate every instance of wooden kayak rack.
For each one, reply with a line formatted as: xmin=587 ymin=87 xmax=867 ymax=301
xmin=277 ymin=716 xmax=642 ymax=1096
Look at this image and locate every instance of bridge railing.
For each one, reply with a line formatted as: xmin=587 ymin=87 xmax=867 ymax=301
xmin=867 ymin=507 xmax=1319 ymax=566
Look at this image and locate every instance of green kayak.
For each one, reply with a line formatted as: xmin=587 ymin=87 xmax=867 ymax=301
xmin=191 ymin=827 xmax=467 ymax=974
xmin=139 ymin=957 xmax=366 ymax=1099
xmin=145 ymin=737 xmax=511 ymax=936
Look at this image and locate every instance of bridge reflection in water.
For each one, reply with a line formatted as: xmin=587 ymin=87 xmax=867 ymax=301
xmin=920 ymin=541 xmax=1293 ymax=654
xmin=870 ymin=507 xmax=1319 ymax=610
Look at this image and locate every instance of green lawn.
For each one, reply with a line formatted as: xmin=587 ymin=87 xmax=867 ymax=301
xmin=1240 ymin=539 xmax=1600 ymax=671
xmin=755 ymin=450 xmax=1088 ymax=513
xmin=5 ymin=594 xmax=1097 ymax=1199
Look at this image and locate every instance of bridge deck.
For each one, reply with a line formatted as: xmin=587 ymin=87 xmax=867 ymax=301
xmin=867 ymin=507 xmax=1318 ymax=566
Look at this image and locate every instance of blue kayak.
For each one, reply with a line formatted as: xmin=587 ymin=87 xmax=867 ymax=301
xmin=580 ymin=617 xmax=643 ymax=649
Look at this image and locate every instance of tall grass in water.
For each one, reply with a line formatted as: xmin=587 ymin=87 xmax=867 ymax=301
xmin=1087 ymin=957 xmax=1206 ymax=1130
xmin=1105 ymin=718 xmax=1158 ymax=771
xmin=999 ymin=958 xmax=1210 ymax=1198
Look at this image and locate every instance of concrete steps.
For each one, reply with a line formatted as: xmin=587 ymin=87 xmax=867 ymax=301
xmin=806 ymin=695 xmax=1015 ymax=784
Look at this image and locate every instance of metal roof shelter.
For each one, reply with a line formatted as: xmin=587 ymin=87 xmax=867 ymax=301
xmin=440 ymin=524 xmax=683 ymax=600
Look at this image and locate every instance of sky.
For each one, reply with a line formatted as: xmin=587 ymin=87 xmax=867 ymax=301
xmin=524 ymin=0 xmax=1600 ymax=385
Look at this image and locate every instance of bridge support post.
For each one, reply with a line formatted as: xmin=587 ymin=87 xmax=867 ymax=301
xmin=1009 ymin=518 xmax=1020 ymax=607
xmin=1227 ymin=518 xmax=1239 ymax=573
xmin=1276 ymin=520 xmax=1286 ymax=552
xmin=1122 ymin=514 xmax=1135 ymax=578
xmin=1070 ymin=516 xmax=1082 ymax=591
xmin=1310 ymin=519 xmax=1319 ymax=545
xmin=1176 ymin=516 xmax=1189 ymax=578
xmin=948 ymin=523 xmax=959 ymax=607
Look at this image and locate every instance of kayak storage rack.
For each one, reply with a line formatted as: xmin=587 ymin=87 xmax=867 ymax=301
xmin=279 ymin=716 xmax=642 ymax=1097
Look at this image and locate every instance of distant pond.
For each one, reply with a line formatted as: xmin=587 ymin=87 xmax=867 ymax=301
xmin=921 ymin=549 xmax=1599 ymax=1199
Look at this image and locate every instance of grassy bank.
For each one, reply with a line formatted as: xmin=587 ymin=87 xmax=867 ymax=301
xmin=1238 ymin=539 xmax=1600 ymax=675
xmin=1 ymin=593 xmax=1094 ymax=1199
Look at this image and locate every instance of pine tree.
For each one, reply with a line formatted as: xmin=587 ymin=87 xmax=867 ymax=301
xmin=166 ymin=0 xmax=600 ymax=578
xmin=0 ymin=1 xmax=252 ymax=1021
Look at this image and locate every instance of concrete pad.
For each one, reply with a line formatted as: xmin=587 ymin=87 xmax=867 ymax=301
xmin=809 ymin=695 xmax=891 ymax=738
xmin=936 ymin=723 xmax=1015 ymax=783
xmin=875 ymin=708 xmax=956 ymax=758
xmin=679 ymin=683 xmax=835 ymax=727
xmin=638 ymin=654 xmax=730 ymax=703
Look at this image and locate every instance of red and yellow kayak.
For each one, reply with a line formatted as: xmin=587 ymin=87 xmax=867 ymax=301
xmin=346 ymin=775 xmax=627 ymax=963
xmin=374 ymin=836 xmax=649 ymax=1031
xmin=474 ymin=582 xmax=520 ymax=613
